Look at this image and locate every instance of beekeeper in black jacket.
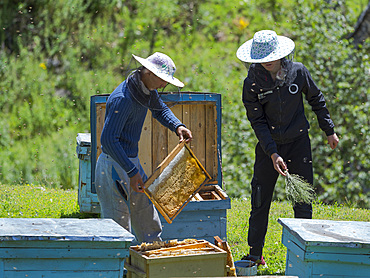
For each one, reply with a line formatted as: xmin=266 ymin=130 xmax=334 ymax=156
xmin=236 ymin=30 xmax=339 ymax=266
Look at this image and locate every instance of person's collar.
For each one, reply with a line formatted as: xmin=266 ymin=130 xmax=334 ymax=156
xmin=139 ymin=78 xmax=151 ymax=95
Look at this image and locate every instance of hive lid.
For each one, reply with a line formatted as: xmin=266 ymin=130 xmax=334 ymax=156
xmin=278 ymin=218 xmax=370 ymax=248
xmin=0 ymin=218 xmax=135 ymax=242
xmin=144 ymin=141 xmax=211 ymax=224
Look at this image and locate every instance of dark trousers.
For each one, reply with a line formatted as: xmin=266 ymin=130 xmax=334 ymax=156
xmin=248 ymin=134 xmax=313 ymax=257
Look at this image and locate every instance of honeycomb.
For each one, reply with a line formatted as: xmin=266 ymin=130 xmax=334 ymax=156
xmin=135 ymin=239 xmax=219 ymax=258
xmin=147 ymin=146 xmax=206 ymax=217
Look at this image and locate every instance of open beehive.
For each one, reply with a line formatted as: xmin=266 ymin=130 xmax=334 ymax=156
xmin=77 ymin=92 xmax=231 ymax=242
xmin=125 ymin=239 xmax=228 ymax=278
xmin=144 ymin=141 xmax=211 ymax=224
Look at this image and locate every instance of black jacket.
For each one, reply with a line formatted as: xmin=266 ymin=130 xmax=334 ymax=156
xmin=242 ymin=61 xmax=335 ymax=157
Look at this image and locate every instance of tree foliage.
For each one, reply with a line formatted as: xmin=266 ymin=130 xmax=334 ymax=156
xmin=0 ymin=0 xmax=368 ymax=207
xmin=290 ymin=0 xmax=370 ymax=207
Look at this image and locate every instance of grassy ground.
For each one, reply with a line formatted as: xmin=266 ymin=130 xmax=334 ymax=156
xmin=1 ymin=184 xmax=369 ymax=275
xmin=227 ymin=198 xmax=370 ymax=275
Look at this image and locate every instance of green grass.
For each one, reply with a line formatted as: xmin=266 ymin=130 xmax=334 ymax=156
xmin=0 ymin=184 xmax=79 ymax=218
xmin=227 ymin=198 xmax=370 ymax=275
xmin=1 ymin=184 xmax=369 ymax=275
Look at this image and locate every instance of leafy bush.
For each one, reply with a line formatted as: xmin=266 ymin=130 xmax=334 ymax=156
xmin=290 ymin=0 xmax=370 ymax=207
xmin=0 ymin=0 xmax=368 ymax=207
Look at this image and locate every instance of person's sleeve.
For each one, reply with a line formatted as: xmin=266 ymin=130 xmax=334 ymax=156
xmin=242 ymin=79 xmax=277 ymax=157
xmin=151 ymin=92 xmax=185 ymax=133
xmin=302 ymin=66 xmax=335 ymax=136
xmin=100 ymin=97 xmax=138 ymax=177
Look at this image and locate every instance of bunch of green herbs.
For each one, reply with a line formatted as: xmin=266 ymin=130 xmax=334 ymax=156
xmin=285 ymin=171 xmax=316 ymax=205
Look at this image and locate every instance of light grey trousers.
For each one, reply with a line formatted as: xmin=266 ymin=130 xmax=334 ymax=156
xmin=95 ymin=153 xmax=162 ymax=243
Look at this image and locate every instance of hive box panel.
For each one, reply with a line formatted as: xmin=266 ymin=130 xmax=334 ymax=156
xmin=76 ymin=133 xmax=100 ymax=214
xmin=90 ymin=93 xmax=221 ymax=183
xmin=0 ymin=218 xmax=135 ymax=277
xmin=125 ymin=240 xmax=227 ymax=278
xmin=278 ymin=218 xmax=370 ymax=278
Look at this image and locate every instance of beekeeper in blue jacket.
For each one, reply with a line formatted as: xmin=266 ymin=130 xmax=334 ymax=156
xmin=236 ymin=30 xmax=339 ymax=266
xmin=95 ymin=52 xmax=192 ymax=243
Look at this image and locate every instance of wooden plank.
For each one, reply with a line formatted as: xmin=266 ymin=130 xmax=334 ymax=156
xmin=2 ymin=270 xmax=121 ymax=278
xmin=312 ymin=259 xmax=370 ymax=276
xmin=166 ymin=207 xmax=226 ymax=222
xmin=214 ymin=184 xmax=228 ymax=200
xmin=2 ymin=258 xmax=120 ymax=271
xmin=0 ymin=260 xmax=3 ymax=278
xmin=125 ymin=261 xmax=146 ymax=278
xmin=160 ymin=219 xmax=227 ymax=242
xmin=211 ymin=191 xmax=222 ymax=200
xmin=214 ymin=236 xmax=236 ymax=277
xmin=0 ymin=248 xmax=129 ymax=259
xmin=147 ymin=258 xmax=227 ymax=278
xmin=160 ymin=215 xmax=225 ymax=235
xmin=1 ymin=240 xmax=129 ymax=249
xmin=189 ymin=105 xmax=206 ymax=169
xmin=168 ymin=105 xmax=183 ymax=152
xmin=152 ymin=117 xmax=168 ymax=171
xmin=307 ymin=251 xmax=370 ymax=265
xmin=194 ymin=193 xmax=203 ymax=201
xmin=138 ymin=113 xmax=153 ymax=176
xmin=182 ymin=104 xmax=191 ymax=131
xmin=177 ymin=198 xmax=231 ymax=211
xmin=205 ymin=103 xmax=218 ymax=180
xmin=95 ymin=103 xmax=106 ymax=161
xmin=140 ymin=242 xmax=212 ymax=256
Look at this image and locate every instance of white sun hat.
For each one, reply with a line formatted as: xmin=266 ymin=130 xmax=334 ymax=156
xmin=236 ymin=30 xmax=295 ymax=63
xmin=132 ymin=52 xmax=184 ymax=88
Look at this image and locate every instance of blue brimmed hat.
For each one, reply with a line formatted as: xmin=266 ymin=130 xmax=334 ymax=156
xmin=236 ymin=30 xmax=295 ymax=63
xmin=132 ymin=52 xmax=184 ymax=87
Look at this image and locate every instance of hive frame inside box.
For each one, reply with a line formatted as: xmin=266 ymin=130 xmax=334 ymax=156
xmin=125 ymin=239 xmax=228 ymax=278
xmin=77 ymin=92 xmax=231 ymax=241
xmin=144 ymin=140 xmax=212 ymax=224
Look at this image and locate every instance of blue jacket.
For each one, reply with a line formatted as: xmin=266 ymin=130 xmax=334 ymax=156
xmin=242 ymin=61 xmax=335 ymax=157
xmin=101 ymin=78 xmax=184 ymax=177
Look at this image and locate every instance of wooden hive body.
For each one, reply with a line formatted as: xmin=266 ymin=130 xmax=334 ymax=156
xmin=278 ymin=218 xmax=370 ymax=278
xmin=125 ymin=240 xmax=228 ymax=278
xmin=77 ymin=92 xmax=230 ymax=242
xmin=0 ymin=218 xmax=134 ymax=277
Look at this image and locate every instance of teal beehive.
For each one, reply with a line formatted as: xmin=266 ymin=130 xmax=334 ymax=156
xmin=278 ymin=218 xmax=370 ymax=278
xmin=0 ymin=218 xmax=135 ymax=277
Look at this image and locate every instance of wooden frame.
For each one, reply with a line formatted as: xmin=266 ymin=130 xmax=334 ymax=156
xmin=143 ymin=141 xmax=212 ymax=224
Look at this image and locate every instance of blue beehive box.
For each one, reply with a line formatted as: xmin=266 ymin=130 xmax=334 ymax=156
xmin=278 ymin=218 xmax=370 ymax=278
xmin=76 ymin=133 xmax=101 ymax=214
xmin=0 ymin=218 xmax=135 ymax=277
xmin=76 ymin=92 xmax=231 ymax=242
